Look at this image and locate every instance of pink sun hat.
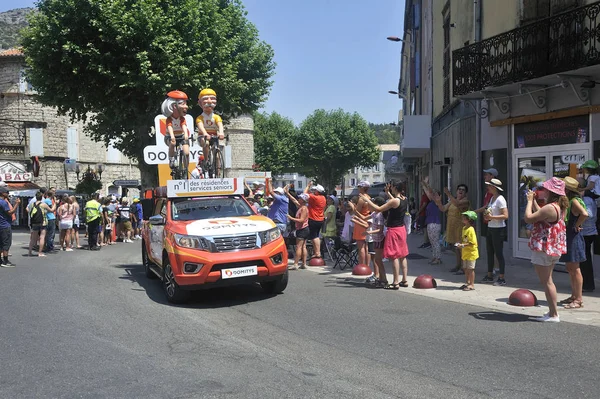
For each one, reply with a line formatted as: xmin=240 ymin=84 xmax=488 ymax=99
xmin=541 ymin=177 xmax=566 ymax=196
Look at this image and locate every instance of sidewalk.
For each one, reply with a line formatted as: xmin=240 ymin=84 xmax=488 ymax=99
xmin=301 ymin=232 xmax=600 ymax=327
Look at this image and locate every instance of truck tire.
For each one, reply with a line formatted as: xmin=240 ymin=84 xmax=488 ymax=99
xmin=163 ymin=261 xmax=190 ymax=304
xmin=260 ymin=269 xmax=289 ymax=295
xmin=142 ymin=241 xmax=157 ymax=279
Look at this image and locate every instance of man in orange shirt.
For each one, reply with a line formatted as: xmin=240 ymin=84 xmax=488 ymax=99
xmin=304 ymin=181 xmax=326 ymax=259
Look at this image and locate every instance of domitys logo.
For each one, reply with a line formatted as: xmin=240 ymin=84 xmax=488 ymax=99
xmin=224 ymin=270 xmax=233 ymax=276
xmin=209 ymin=220 xmax=238 ymax=225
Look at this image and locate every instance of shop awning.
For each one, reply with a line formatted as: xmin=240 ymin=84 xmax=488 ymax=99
xmin=4 ymin=182 xmax=40 ymax=197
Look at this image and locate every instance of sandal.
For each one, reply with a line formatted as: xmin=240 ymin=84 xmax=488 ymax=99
xmin=399 ymin=281 xmax=409 ymax=288
xmin=384 ymin=283 xmax=400 ymax=290
xmin=462 ymin=286 xmax=475 ymax=291
xmin=459 ymin=284 xmax=467 ymax=290
xmin=374 ymin=280 xmax=389 ymax=288
xmin=563 ymin=300 xmax=583 ymax=309
xmin=559 ymin=296 xmax=575 ymax=304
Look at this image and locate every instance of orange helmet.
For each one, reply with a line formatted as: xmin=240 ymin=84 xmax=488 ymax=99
xmin=166 ymin=90 xmax=188 ymax=100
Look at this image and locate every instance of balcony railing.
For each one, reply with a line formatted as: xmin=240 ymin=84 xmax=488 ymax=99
xmin=453 ymin=1 xmax=600 ymax=96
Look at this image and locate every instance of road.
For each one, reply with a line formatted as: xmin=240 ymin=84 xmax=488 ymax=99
xmin=0 ymin=234 xmax=599 ymax=399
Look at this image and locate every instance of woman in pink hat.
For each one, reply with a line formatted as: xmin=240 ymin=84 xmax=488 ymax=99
xmin=524 ymin=177 xmax=569 ymax=322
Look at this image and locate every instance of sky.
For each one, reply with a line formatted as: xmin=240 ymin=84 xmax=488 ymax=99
xmin=3 ymin=0 xmax=405 ymax=126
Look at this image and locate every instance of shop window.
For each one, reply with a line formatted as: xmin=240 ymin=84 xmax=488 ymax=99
xmin=517 ymin=156 xmax=546 ymax=239
xmin=29 ymin=128 xmax=44 ymax=156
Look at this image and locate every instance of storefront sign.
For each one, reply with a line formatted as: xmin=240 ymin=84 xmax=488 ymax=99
xmin=561 ymin=154 xmax=586 ymax=164
xmin=514 ymin=115 xmax=589 ymax=149
xmin=0 ymin=162 xmax=32 ymax=182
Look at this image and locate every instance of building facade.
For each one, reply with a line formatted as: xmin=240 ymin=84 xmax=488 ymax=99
xmin=400 ymin=0 xmax=600 ymax=278
xmin=0 ymin=48 xmax=141 ymax=223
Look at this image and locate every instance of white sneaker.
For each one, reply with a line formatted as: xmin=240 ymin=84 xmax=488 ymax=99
xmin=534 ymin=314 xmax=560 ymax=323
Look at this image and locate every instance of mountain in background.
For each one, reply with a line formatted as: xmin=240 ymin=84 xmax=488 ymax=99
xmin=0 ymin=8 xmax=34 ymax=49
xmin=369 ymin=122 xmax=400 ymax=145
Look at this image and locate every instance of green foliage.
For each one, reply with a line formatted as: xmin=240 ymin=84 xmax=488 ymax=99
xmin=75 ymin=178 xmax=102 ymax=195
xmin=253 ymin=111 xmax=298 ymax=175
xmin=297 ymin=109 xmax=379 ymax=191
xmin=369 ymin=122 xmax=400 ymax=144
xmin=20 ymin=0 xmax=275 ymax=184
xmin=0 ymin=8 xmax=32 ymax=49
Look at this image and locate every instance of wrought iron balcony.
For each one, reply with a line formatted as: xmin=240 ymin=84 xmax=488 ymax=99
xmin=453 ymin=2 xmax=600 ymax=96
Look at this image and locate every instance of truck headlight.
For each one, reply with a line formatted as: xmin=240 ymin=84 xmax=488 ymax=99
xmin=174 ymin=234 xmax=210 ymax=251
xmin=260 ymin=227 xmax=281 ymax=244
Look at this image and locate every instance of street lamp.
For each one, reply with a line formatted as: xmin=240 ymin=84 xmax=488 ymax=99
xmin=387 ymin=36 xmax=404 ymax=42
xmin=75 ymin=163 xmax=104 ymax=182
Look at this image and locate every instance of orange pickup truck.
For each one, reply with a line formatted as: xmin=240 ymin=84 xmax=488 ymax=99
xmin=141 ymin=178 xmax=288 ymax=303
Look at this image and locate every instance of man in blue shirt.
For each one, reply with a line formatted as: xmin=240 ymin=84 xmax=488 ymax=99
xmin=0 ymin=187 xmax=20 ymax=267
xmin=267 ymin=181 xmax=289 ymax=235
xmin=43 ymin=189 xmax=57 ymax=252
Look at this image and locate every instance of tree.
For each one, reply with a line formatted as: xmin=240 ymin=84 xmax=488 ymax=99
xmin=21 ymin=0 xmax=275 ymax=186
xmin=297 ymin=109 xmax=379 ymax=192
xmin=253 ymin=111 xmax=299 ymax=175
xmin=369 ymin=122 xmax=400 ymax=144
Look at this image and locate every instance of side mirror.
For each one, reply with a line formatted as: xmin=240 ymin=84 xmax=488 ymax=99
xmin=149 ymin=215 xmax=165 ymax=225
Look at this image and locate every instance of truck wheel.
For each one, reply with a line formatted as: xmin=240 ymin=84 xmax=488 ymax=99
xmin=163 ymin=261 xmax=190 ymax=304
xmin=142 ymin=241 xmax=157 ymax=279
xmin=261 ymin=269 xmax=289 ymax=295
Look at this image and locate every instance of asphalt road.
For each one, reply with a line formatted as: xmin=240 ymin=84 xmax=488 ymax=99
xmin=1 ymin=234 xmax=599 ymax=399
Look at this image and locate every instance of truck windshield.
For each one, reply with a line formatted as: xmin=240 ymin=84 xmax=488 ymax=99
xmin=171 ymin=196 xmax=254 ymax=221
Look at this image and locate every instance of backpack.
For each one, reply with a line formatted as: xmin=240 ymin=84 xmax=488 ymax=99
xmin=30 ymin=201 xmax=45 ymax=225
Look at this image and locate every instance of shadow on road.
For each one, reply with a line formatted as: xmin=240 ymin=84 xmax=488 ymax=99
xmin=115 ymin=263 xmax=279 ymax=308
xmin=469 ymin=311 xmax=532 ymax=323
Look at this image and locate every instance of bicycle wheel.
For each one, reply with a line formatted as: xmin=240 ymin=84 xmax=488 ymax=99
xmin=214 ymin=148 xmax=224 ymax=178
xmin=178 ymin=148 xmax=189 ymax=180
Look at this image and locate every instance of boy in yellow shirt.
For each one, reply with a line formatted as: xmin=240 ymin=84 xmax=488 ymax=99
xmin=456 ymin=210 xmax=479 ymax=291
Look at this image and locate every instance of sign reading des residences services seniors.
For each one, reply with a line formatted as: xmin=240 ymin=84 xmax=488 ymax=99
xmin=167 ymin=178 xmax=244 ymax=198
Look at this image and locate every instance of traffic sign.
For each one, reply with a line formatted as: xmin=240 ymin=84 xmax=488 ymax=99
xmin=113 ymin=179 xmax=140 ymax=187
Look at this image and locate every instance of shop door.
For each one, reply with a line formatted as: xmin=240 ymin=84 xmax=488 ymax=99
xmin=513 ymin=149 xmax=590 ymax=259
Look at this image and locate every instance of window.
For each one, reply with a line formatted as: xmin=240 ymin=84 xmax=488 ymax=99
xmin=29 ymin=128 xmax=44 ymax=156
xmin=67 ymin=127 xmax=79 ymax=160
xmin=107 ymin=141 xmax=120 ymax=163
xmin=19 ymin=69 xmax=35 ymax=93
xmin=442 ymin=4 xmax=451 ymax=108
xmin=296 ymin=181 xmax=303 ymax=189
xmin=350 ymin=178 xmax=356 ymax=186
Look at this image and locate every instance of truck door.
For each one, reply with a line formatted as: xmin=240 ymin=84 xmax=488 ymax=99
xmin=150 ymin=199 xmax=167 ymax=262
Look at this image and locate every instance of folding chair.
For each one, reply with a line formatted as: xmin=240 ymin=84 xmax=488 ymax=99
xmin=323 ymin=236 xmax=338 ymax=261
xmin=333 ymin=240 xmax=358 ymax=270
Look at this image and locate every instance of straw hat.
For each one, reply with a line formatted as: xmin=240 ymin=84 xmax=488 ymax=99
xmin=563 ymin=176 xmax=580 ymax=193
xmin=484 ymin=178 xmax=503 ymax=191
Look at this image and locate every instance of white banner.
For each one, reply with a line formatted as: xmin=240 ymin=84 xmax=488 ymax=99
xmin=167 ymin=178 xmax=244 ymax=198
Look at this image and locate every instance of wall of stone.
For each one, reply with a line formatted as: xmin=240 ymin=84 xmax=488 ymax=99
xmin=224 ymin=114 xmax=255 ymax=178
xmin=0 ymin=55 xmax=140 ymax=196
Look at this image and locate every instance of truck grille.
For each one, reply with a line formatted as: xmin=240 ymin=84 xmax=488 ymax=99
xmin=213 ymin=233 xmax=257 ymax=252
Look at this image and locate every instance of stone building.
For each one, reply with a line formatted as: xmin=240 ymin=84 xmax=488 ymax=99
xmin=0 ymin=48 xmax=141 ymax=200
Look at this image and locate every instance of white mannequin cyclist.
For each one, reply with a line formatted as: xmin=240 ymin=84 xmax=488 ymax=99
xmin=161 ymin=90 xmax=191 ymax=170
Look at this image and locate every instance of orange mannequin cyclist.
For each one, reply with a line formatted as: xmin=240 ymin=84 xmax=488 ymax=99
xmin=195 ymin=88 xmax=224 ymax=163
xmin=161 ymin=90 xmax=191 ymax=170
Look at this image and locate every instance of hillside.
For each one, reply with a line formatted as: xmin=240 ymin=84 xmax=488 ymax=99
xmin=0 ymin=8 xmax=34 ymax=49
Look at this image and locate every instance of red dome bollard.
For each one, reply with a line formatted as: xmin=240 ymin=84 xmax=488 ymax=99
xmin=508 ymin=289 xmax=538 ymax=307
xmin=352 ymin=263 xmax=372 ymax=276
xmin=308 ymin=257 xmax=326 ymax=267
xmin=413 ymin=274 xmax=437 ymax=289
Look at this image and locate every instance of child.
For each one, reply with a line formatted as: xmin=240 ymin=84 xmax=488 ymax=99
xmin=366 ymin=197 xmax=387 ymax=288
xmin=455 ymin=211 xmax=479 ymax=291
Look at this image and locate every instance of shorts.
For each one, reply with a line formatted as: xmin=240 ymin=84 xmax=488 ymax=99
xmin=0 ymin=227 xmax=12 ymax=251
xmin=531 ymin=251 xmax=560 ymax=267
xmin=308 ymin=219 xmax=323 ymax=240
xmin=59 ymin=220 xmax=73 ymax=230
xmin=367 ymin=241 xmax=375 ymax=255
xmin=374 ymin=240 xmax=385 ymax=250
xmin=164 ymin=134 xmax=190 ymax=147
xmin=136 ymin=219 xmax=143 ymax=229
xmin=31 ymin=224 xmax=43 ymax=233
xmin=462 ymin=259 xmax=476 ymax=270
xmin=123 ymin=221 xmax=133 ymax=231
xmin=295 ymin=226 xmax=310 ymax=240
